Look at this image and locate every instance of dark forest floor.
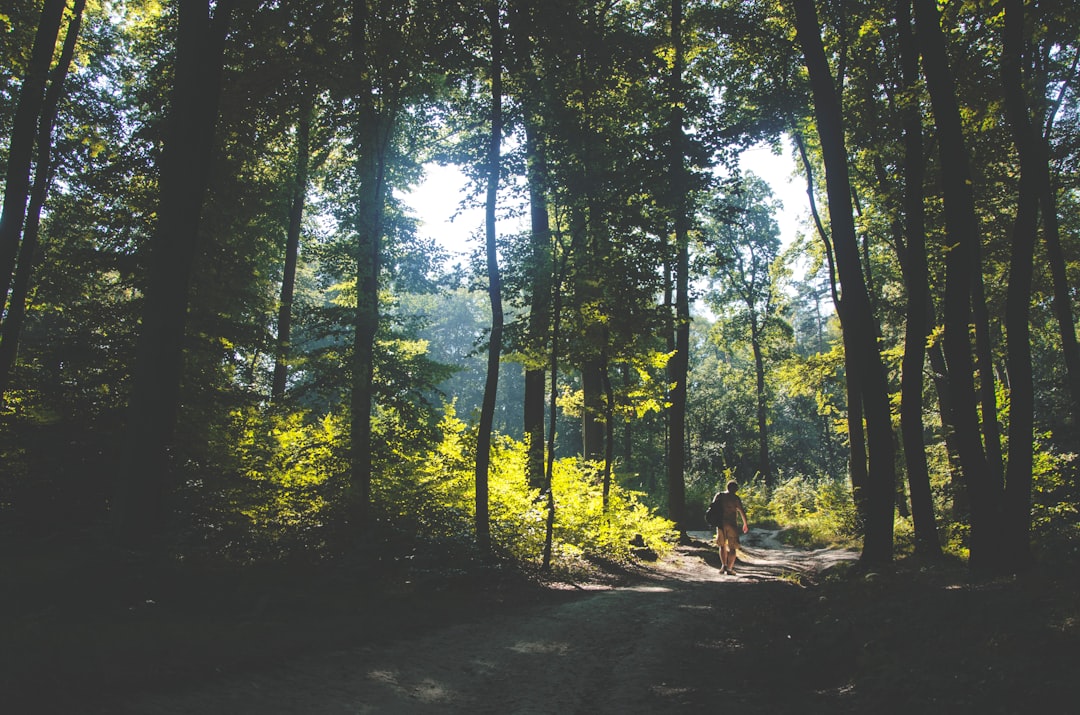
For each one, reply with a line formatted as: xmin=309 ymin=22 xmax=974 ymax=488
xmin=3 ymin=530 xmax=1078 ymax=713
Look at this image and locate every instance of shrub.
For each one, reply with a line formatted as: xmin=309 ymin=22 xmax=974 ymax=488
xmin=760 ymin=474 xmax=860 ymax=549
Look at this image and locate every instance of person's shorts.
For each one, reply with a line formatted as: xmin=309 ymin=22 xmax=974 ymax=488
xmin=718 ymin=521 xmax=740 ymax=548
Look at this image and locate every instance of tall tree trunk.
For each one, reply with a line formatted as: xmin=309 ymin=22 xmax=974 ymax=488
xmin=750 ymin=317 xmax=771 ymax=488
xmin=972 ymin=248 xmax=1004 ymax=484
xmin=894 ymin=0 xmax=941 ymax=557
xmin=795 ymin=132 xmax=872 ymax=521
xmin=1000 ymin=0 xmax=1037 ymax=571
xmin=0 ymin=0 xmax=65 ymax=313
xmin=0 ymin=0 xmax=86 ymax=400
xmin=507 ymin=0 xmax=552 ymax=491
xmin=581 ymin=358 xmax=606 ymax=460
xmin=602 ymin=342 xmax=615 ymax=510
xmin=1038 ymin=50 xmax=1080 ymax=426
xmin=475 ymin=0 xmax=504 ymax=553
xmin=794 ymin=0 xmax=895 ymax=565
xmin=542 ymin=240 xmax=572 ymax=572
xmin=1040 ymin=165 xmax=1080 ymax=425
xmin=271 ymin=92 xmax=313 ymax=402
xmin=349 ymin=121 xmax=387 ymax=534
xmin=913 ymin=0 xmax=1003 ymax=573
xmin=572 ymin=30 xmax=606 ymax=464
xmin=114 ymin=0 xmax=233 ymax=547
xmin=522 ymin=121 xmax=552 ymax=489
xmin=348 ymin=0 xmax=393 ymax=534
xmin=665 ymin=0 xmax=688 ymax=535
xmin=621 ymin=363 xmax=633 ymax=467
xmin=927 ymin=339 xmax=966 ymax=514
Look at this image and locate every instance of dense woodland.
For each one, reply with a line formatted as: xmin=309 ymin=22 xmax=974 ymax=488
xmin=1 ymin=0 xmax=1078 ymax=582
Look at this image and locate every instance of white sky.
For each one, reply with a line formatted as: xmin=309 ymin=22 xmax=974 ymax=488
xmin=400 ymin=139 xmax=808 ymax=262
xmin=737 ymin=140 xmax=807 ymax=246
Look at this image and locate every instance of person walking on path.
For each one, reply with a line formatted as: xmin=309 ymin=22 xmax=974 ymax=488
xmin=712 ymin=480 xmax=749 ymax=574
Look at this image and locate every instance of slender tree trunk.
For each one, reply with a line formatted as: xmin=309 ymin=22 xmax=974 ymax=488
xmin=581 ymin=358 xmax=606 ymax=460
xmin=542 ymin=242 xmax=571 ymax=572
xmin=662 ymin=256 xmax=674 ymax=496
xmin=573 ymin=39 xmax=606 ymax=464
xmin=507 ymin=0 xmax=552 ymax=490
xmin=114 ymin=0 xmax=233 ymax=547
xmin=665 ymin=0 xmax=688 ymax=535
xmin=0 ymin=0 xmax=85 ymax=400
xmin=475 ymin=0 xmax=504 ymax=553
xmin=972 ymin=247 xmax=1004 ymax=484
xmin=348 ymin=0 xmax=393 ymax=534
xmin=522 ymin=122 xmax=551 ymax=490
xmin=621 ymin=363 xmax=633 ymax=467
xmin=271 ymin=92 xmax=313 ymax=402
xmin=895 ymin=0 xmax=941 ymax=557
xmin=914 ymin=0 xmax=1003 ymax=573
xmin=794 ymin=0 xmax=895 ymax=564
xmin=570 ymin=203 xmax=605 ymax=461
xmin=602 ymin=344 xmax=615 ymax=511
xmin=927 ymin=339 xmax=966 ymax=512
xmin=1038 ymin=50 xmax=1080 ymax=426
xmin=349 ymin=118 xmax=388 ymax=533
xmin=1040 ymin=165 xmax=1080 ymax=425
xmin=750 ymin=317 xmax=771 ymax=488
xmin=0 ymin=0 xmax=65 ymax=313
xmin=1000 ymin=0 xmax=1037 ymax=571
xmin=795 ymin=132 xmax=873 ymax=520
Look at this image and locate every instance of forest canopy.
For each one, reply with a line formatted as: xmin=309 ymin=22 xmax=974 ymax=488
xmin=1 ymin=0 xmax=1078 ymax=577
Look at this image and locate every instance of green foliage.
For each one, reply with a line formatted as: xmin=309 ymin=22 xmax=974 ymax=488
xmin=1031 ymin=434 xmax=1079 ymax=545
xmin=210 ymin=400 xmax=675 ymax=567
xmin=745 ymin=473 xmax=861 ymax=548
xmin=178 ymin=406 xmax=349 ymax=561
xmin=550 ymin=458 xmax=677 ymax=562
xmin=407 ymin=406 xmax=676 ymax=566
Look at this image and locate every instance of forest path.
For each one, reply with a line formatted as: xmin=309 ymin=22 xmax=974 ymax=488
xmin=114 ymin=530 xmax=859 ymax=714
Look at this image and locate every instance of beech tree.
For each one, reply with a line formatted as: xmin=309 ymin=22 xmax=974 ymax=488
xmin=0 ymin=0 xmax=65 ymax=326
xmin=475 ymin=0 xmax=505 ymax=552
xmin=0 ymin=0 xmax=86 ymax=399
xmin=114 ymin=0 xmax=234 ymax=548
xmin=793 ymin=0 xmax=896 ymax=564
xmin=702 ymin=175 xmax=785 ymax=490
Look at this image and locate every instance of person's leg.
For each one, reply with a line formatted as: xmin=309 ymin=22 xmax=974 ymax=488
xmin=717 ymin=529 xmax=730 ymax=572
xmin=724 ymin=526 xmax=739 ymax=572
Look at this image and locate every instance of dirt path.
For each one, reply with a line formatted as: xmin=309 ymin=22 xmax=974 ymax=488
xmin=110 ymin=530 xmax=857 ymax=714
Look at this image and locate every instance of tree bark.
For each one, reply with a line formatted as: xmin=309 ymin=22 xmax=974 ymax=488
xmin=0 ymin=0 xmax=65 ymax=314
xmin=894 ymin=0 xmax=941 ymax=557
xmin=506 ymin=0 xmax=552 ymax=491
xmin=348 ymin=120 xmax=386 ymax=534
xmin=1039 ymin=159 xmax=1080 ymax=426
xmin=793 ymin=0 xmax=895 ymax=565
xmin=1000 ymin=0 xmax=1037 ymax=571
xmin=522 ymin=122 xmax=551 ymax=490
xmin=348 ymin=0 xmax=394 ymax=534
xmin=1037 ymin=50 xmax=1080 ymax=427
xmin=913 ymin=0 xmax=1003 ymax=573
xmin=542 ymin=236 xmax=573 ymax=573
xmin=271 ymin=92 xmax=313 ymax=402
xmin=749 ymin=315 xmax=771 ymax=488
xmin=665 ymin=0 xmax=688 ymax=534
xmin=0 ymin=0 xmax=86 ymax=400
xmin=795 ymin=132 xmax=871 ymax=522
xmin=475 ymin=0 xmax=504 ymax=553
xmin=114 ymin=0 xmax=233 ymax=548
